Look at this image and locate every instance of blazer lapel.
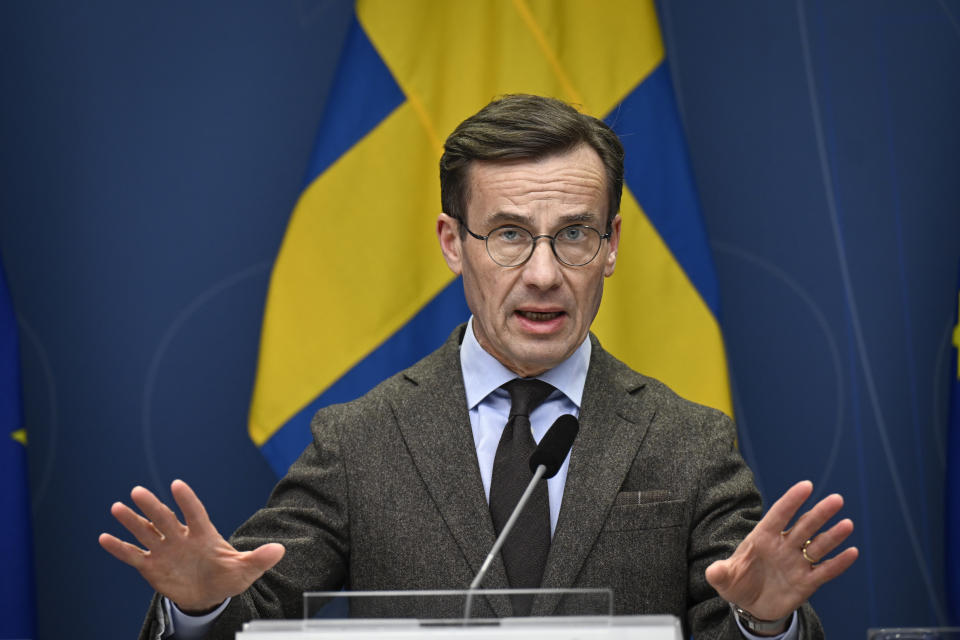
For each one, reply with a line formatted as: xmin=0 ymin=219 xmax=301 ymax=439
xmin=533 ymin=338 xmax=652 ymax=616
xmin=390 ymin=327 xmax=512 ymax=617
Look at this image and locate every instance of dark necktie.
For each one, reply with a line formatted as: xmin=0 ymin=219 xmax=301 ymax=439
xmin=489 ymin=378 xmax=555 ymax=616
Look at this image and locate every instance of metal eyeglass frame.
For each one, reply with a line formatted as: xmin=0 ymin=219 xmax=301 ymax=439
xmin=462 ymin=223 xmax=611 ymax=267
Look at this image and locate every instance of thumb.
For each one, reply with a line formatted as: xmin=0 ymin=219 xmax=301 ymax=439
xmin=705 ymin=559 xmax=732 ymax=592
xmin=244 ymin=543 xmax=286 ymax=574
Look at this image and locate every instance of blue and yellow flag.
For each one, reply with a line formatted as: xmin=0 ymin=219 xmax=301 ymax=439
xmin=0 ymin=259 xmax=35 ymax=639
xmin=250 ymin=0 xmax=730 ymax=475
xmin=946 ymin=262 xmax=960 ymax=625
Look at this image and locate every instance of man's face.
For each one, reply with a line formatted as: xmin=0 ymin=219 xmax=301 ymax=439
xmin=437 ymin=144 xmax=621 ymax=377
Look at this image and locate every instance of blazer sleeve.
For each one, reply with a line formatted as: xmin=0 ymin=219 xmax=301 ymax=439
xmin=138 ymin=404 xmax=352 ymax=640
xmin=137 ymin=593 xmax=168 ymax=640
xmin=684 ymin=408 xmax=824 ymax=640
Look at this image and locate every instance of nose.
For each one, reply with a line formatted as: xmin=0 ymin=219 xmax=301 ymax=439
xmin=521 ymin=237 xmax=563 ymax=289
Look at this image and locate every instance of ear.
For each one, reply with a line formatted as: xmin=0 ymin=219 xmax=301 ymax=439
xmin=603 ymin=214 xmax=621 ymax=277
xmin=437 ymin=213 xmax=463 ymax=275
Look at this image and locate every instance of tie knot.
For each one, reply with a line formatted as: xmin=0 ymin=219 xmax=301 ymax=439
xmin=504 ymin=379 xmax=555 ymax=418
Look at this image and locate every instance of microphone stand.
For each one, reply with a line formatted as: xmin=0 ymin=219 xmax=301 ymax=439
xmin=463 ymin=463 xmax=548 ymax=622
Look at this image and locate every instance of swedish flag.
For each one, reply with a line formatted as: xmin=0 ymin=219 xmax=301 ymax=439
xmin=0 ymin=259 xmax=35 ymax=639
xmin=250 ymin=0 xmax=730 ymax=475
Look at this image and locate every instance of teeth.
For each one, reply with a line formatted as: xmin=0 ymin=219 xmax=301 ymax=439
xmin=520 ymin=311 xmax=561 ymax=321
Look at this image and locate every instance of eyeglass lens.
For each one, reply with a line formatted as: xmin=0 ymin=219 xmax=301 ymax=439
xmin=486 ymin=225 xmax=602 ymax=267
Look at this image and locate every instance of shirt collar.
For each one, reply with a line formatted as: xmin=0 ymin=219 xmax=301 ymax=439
xmin=460 ymin=316 xmax=591 ymax=410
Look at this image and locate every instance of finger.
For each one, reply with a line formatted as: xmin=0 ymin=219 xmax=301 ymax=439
xmin=170 ymin=479 xmax=213 ymax=532
xmin=110 ymin=501 xmax=167 ymax=549
xmin=98 ymin=532 xmax=148 ymax=568
xmin=242 ymin=543 xmax=286 ymax=575
xmin=811 ymin=546 xmax=859 ymax=584
xmin=130 ymin=486 xmax=184 ymax=537
xmin=790 ymin=493 xmax=845 ymax=543
xmin=803 ymin=518 xmax=854 ymax=563
xmin=757 ymin=480 xmax=814 ymax=535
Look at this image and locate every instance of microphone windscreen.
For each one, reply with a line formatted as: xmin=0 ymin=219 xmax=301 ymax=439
xmin=529 ymin=414 xmax=579 ymax=479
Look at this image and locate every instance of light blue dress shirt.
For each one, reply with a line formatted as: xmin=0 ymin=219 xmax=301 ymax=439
xmin=459 ymin=317 xmax=588 ymax=536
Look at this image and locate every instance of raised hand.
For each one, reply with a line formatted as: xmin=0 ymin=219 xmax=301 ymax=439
xmin=99 ymin=479 xmax=284 ymax=613
xmin=705 ymin=480 xmax=858 ymax=625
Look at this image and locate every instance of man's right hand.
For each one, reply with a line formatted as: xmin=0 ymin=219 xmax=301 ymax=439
xmin=99 ymin=479 xmax=285 ymax=614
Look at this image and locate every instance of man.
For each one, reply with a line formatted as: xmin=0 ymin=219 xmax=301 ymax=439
xmin=100 ymin=94 xmax=857 ymax=639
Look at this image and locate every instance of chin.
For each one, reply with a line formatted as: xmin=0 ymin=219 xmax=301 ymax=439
xmin=513 ymin=350 xmax=568 ymax=376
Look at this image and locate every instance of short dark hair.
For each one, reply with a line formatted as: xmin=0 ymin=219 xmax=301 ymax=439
xmin=439 ymin=94 xmax=624 ymax=237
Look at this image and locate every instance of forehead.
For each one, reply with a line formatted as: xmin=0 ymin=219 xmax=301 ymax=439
xmin=465 ymin=144 xmax=608 ymax=224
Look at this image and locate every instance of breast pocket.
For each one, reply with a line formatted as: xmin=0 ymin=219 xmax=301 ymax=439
xmin=602 ymin=497 xmax=686 ymax=532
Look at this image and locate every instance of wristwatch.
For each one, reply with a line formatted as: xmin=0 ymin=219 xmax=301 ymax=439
xmin=729 ymin=602 xmax=792 ymax=635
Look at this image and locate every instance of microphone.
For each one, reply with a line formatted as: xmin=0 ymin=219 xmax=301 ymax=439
xmin=528 ymin=413 xmax=579 ymax=479
xmin=464 ymin=414 xmax=580 ymax=620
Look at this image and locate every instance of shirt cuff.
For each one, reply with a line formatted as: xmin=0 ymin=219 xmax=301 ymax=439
xmin=736 ymin=610 xmax=799 ymax=640
xmin=163 ymin=596 xmax=231 ymax=640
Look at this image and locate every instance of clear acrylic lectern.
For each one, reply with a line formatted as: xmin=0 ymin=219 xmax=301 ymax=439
xmin=235 ymin=589 xmax=683 ymax=640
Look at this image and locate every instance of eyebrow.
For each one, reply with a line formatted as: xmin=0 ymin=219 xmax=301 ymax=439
xmin=485 ymin=211 xmax=600 ymax=228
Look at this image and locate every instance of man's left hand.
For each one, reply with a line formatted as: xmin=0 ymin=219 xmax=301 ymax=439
xmin=705 ymin=480 xmax=859 ymax=625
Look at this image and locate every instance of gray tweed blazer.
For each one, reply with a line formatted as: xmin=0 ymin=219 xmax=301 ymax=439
xmin=141 ymin=325 xmax=823 ymax=639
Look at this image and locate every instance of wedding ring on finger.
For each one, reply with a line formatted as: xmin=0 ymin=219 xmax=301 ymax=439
xmin=147 ymin=522 xmax=166 ymax=541
xmin=801 ymin=538 xmax=818 ymax=567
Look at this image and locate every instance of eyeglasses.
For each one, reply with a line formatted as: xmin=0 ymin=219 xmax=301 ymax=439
xmin=462 ymin=222 xmax=611 ymax=267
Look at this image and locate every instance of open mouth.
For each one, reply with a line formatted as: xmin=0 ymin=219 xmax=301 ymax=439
xmin=517 ymin=310 xmax=564 ymax=321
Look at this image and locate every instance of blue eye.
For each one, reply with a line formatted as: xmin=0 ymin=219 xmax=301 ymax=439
xmin=495 ymin=227 xmax=527 ymax=243
xmin=560 ymin=226 xmax=585 ymax=241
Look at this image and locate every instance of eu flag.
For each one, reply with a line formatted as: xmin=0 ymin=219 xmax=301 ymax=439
xmin=249 ymin=0 xmax=730 ymax=475
xmin=0 ymin=258 xmax=35 ymax=639
xmin=946 ymin=261 xmax=960 ymax=625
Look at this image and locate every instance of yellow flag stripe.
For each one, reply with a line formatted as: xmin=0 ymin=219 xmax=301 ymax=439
xmin=511 ymin=0 xmax=583 ymax=105
xmin=520 ymin=0 xmax=665 ymax=115
xmin=594 ymin=189 xmax=731 ymax=413
xmin=250 ymin=103 xmax=453 ymax=444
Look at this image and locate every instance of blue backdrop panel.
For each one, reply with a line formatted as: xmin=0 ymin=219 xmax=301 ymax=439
xmin=0 ymin=1 xmax=957 ymax=637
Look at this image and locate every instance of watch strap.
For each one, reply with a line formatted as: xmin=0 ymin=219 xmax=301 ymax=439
xmin=729 ymin=602 xmax=793 ymax=635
